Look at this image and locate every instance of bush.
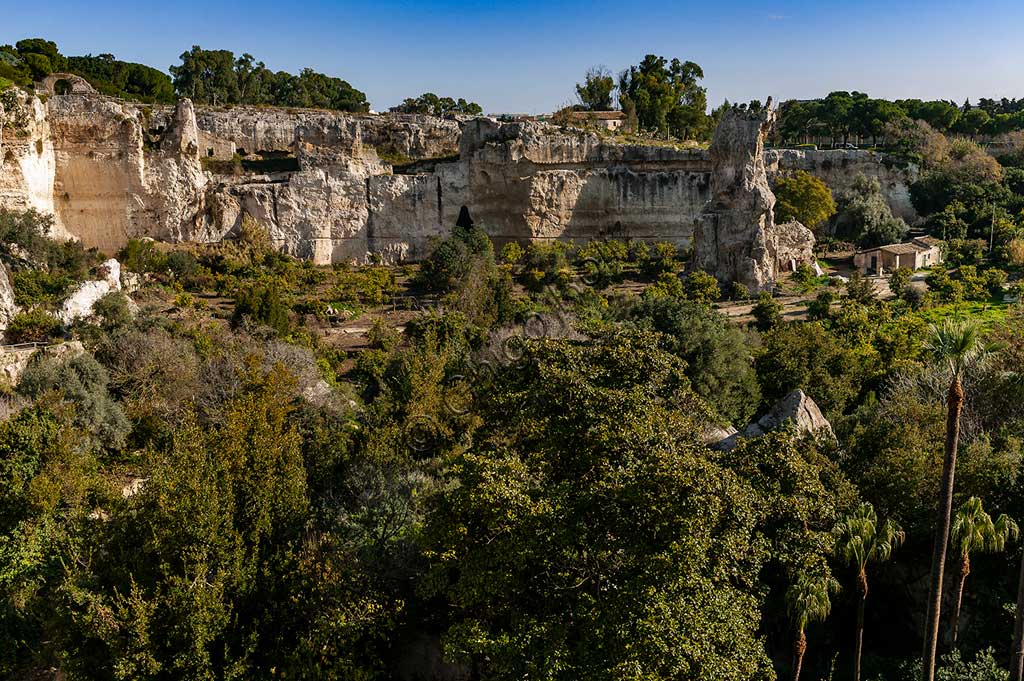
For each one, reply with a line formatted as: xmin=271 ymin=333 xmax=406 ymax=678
xmin=751 ymin=292 xmax=783 ymax=331
xmin=232 ymin=284 xmax=291 ymax=334
xmin=641 ymin=242 xmax=679 ymax=276
xmin=419 ymin=224 xmax=494 ymax=292
xmin=11 ymin=270 xmax=75 ymax=307
xmin=519 ymin=242 xmax=572 ymax=292
xmin=681 ymin=270 xmax=721 ymax=306
xmin=641 ymin=272 xmax=684 ymax=300
xmin=499 ymin=241 xmax=524 ymax=265
xmin=17 ymin=352 xmax=131 ymax=450
xmin=90 ymin=291 xmax=133 ymax=330
xmin=4 ymin=309 xmax=62 ymax=344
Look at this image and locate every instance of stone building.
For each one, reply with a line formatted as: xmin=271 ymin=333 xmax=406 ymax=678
xmin=854 ymin=236 xmax=943 ymax=274
xmin=566 ymin=111 xmax=627 ymax=131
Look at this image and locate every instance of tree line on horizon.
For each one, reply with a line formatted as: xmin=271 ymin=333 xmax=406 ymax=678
xmin=0 ymin=37 xmax=479 ymax=115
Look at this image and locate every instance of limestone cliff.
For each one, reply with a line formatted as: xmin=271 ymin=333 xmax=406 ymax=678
xmin=0 ymin=89 xmax=913 ymax=267
xmin=693 ymin=102 xmax=814 ymax=290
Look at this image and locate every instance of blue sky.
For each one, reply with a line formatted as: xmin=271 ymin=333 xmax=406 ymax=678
xmin=3 ymin=0 xmax=1023 ymax=114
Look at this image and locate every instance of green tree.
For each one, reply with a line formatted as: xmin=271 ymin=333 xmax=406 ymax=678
xmin=618 ymin=55 xmax=709 ymax=139
xmin=422 ymin=331 xmax=775 ymax=679
xmin=786 ymin=573 xmax=839 ymax=681
xmin=575 ymin=66 xmax=615 ymax=111
xmin=627 ymin=296 xmax=761 ymax=424
xmin=949 ymin=497 xmax=1018 ymax=645
xmin=922 ymin=320 xmax=988 ymax=681
xmin=836 ymin=174 xmax=908 ymax=247
xmin=773 ymin=171 xmax=837 ymax=230
xmin=833 ymin=502 xmax=905 ymax=681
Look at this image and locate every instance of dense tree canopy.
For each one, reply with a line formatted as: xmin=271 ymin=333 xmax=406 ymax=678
xmin=170 ymin=46 xmax=369 ymax=111
xmin=618 ymin=54 xmax=710 ymax=140
xmin=390 ymin=92 xmax=482 ymax=116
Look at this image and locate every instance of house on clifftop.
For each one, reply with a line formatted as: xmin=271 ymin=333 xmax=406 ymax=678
xmin=854 ymin=236 xmax=943 ymax=275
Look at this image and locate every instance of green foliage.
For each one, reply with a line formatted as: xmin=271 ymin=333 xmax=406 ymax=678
xmin=641 ymin=241 xmax=680 ymax=276
xmin=575 ymin=66 xmax=615 ymax=111
xmin=773 ymin=171 xmax=837 ymax=230
xmin=171 ymin=46 xmax=369 ymax=111
xmin=17 ymin=352 xmax=131 ymax=450
xmin=232 ymin=284 xmax=291 ymax=334
xmin=4 ymin=309 xmax=62 ymax=344
xmin=756 ymin=321 xmax=866 ymax=419
xmin=418 ymin=224 xmax=494 ymax=292
xmin=627 ymin=296 xmax=761 ymax=423
xmin=681 ymin=270 xmax=721 ymax=306
xmin=641 ymin=271 xmax=684 ymax=300
xmin=422 ymin=331 xmax=774 ymax=679
xmin=752 ymin=292 xmax=783 ymax=331
xmin=618 ymin=55 xmax=709 ymax=139
xmin=836 ymin=174 xmax=909 ymax=247
xmin=390 ymin=92 xmax=482 ymax=116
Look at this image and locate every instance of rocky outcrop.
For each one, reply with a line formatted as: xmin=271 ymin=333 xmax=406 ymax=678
xmin=715 ymin=389 xmax=835 ymax=450
xmin=2 ymin=89 xmax=908 ymax=266
xmin=0 ymin=340 xmax=84 ymax=388
xmin=693 ymin=103 xmax=815 ymax=290
xmin=0 ymin=263 xmax=19 ymax=331
xmin=57 ymin=259 xmax=124 ymax=325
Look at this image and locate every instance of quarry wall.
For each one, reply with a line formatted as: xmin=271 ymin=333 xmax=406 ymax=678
xmin=0 ymin=90 xmax=919 ymax=264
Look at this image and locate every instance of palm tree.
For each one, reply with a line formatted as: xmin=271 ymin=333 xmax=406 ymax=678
xmin=834 ymin=502 xmax=905 ymax=681
xmin=786 ymin=573 xmax=840 ymax=681
xmin=921 ymin=319 xmax=987 ymax=681
xmin=949 ymin=497 xmax=1018 ymax=644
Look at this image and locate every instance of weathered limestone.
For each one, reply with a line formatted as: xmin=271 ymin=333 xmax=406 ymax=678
xmin=57 ymin=258 xmax=124 ymax=325
xmin=693 ymin=103 xmax=815 ymax=290
xmin=0 ymin=263 xmax=18 ymax=331
xmin=715 ymin=389 xmax=835 ymax=451
xmin=0 ymin=89 xmax=911 ymax=266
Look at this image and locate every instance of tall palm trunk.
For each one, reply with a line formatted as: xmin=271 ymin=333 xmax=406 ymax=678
xmin=951 ymin=554 xmax=970 ymax=645
xmin=855 ymin=569 xmax=868 ymax=681
xmin=793 ymin=627 xmax=807 ymax=681
xmin=922 ymin=376 xmax=965 ymax=681
xmin=1012 ymin=551 xmax=1024 ymax=681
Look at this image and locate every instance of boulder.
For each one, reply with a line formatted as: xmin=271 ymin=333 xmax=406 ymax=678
xmin=715 ymin=389 xmax=834 ymax=450
xmin=57 ymin=259 xmax=125 ymax=325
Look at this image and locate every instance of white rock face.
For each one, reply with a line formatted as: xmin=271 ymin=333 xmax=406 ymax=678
xmin=715 ymin=389 xmax=835 ymax=451
xmin=765 ymin=148 xmax=918 ymax=223
xmin=57 ymin=259 xmax=123 ymax=325
xmin=0 ymin=263 xmax=19 ymax=331
xmin=0 ymin=90 xmax=908 ymax=265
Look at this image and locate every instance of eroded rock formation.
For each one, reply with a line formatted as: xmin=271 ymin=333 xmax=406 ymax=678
xmin=693 ymin=102 xmax=816 ymax=291
xmin=0 ymin=89 xmax=916 ymax=265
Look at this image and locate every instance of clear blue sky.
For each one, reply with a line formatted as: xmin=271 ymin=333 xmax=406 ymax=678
xmin=4 ymin=0 xmax=1023 ymax=114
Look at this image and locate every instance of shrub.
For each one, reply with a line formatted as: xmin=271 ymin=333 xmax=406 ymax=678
xmin=90 ymin=291 xmax=133 ymax=330
xmin=641 ymin=272 xmax=684 ymax=300
xmin=4 ymin=309 xmax=62 ymax=344
xmin=232 ymin=284 xmax=291 ymax=334
xmin=17 ymin=352 xmax=130 ymax=450
xmin=641 ymin=242 xmax=679 ymax=276
xmin=11 ymin=270 xmax=75 ymax=307
xmin=500 ymin=241 xmax=524 ymax=265
xmin=681 ymin=270 xmax=721 ymax=306
xmin=751 ymin=292 xmax=782 ymax=331
xmin=888 ymin=267 xmax=913 ymax=299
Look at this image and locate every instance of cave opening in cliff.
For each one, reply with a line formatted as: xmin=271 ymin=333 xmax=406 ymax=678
xmin=53 ymin=79 xmax=73 ymax=95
